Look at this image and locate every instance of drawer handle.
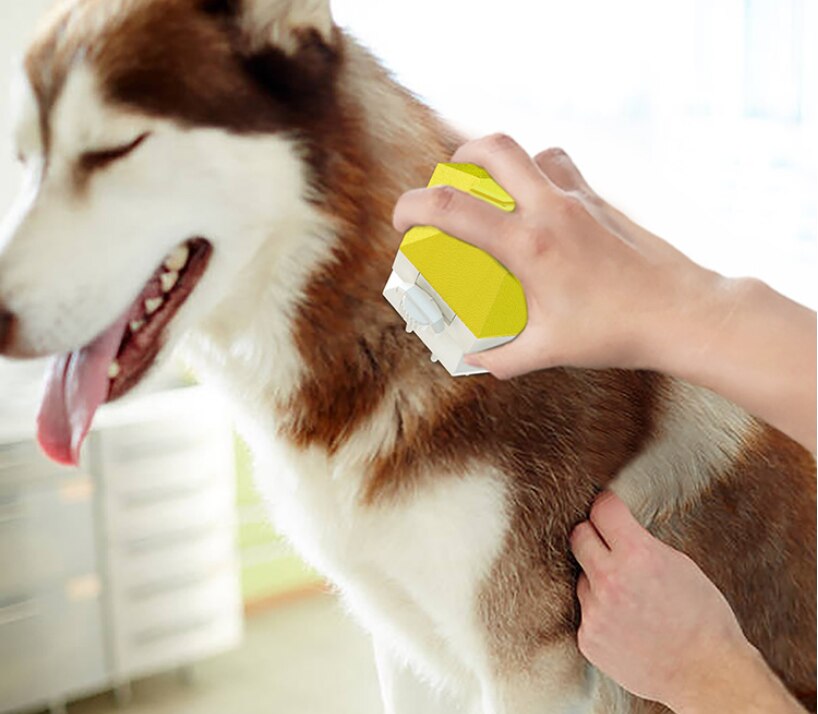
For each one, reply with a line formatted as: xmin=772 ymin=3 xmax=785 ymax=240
xmin=133 ymin=614 xmax=216 ymax=646
xmin=0 ymin=599 xmax=38 ymax=626
xmin=0 ymin=501 xmax=24 ymax=525
xmin=123 ymin=524 xmax=215 ymax=554
xmin=111 ymin=439 xmax=204 ymax=461
xmin=120 ymin=479 xmax=212 ymax=508
xmin=128 ymin=569 xmax=217 ymax=601
xmin=0 ymin=456 xmax=30 ymax=472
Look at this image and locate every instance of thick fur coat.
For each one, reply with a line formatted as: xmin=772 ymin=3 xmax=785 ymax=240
xmin=0 ymin=1 xmax=814 ymax=712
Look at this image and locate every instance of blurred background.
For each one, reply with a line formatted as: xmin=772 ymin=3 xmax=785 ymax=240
xmin=0 ymin=1 xmax=815 ymax=713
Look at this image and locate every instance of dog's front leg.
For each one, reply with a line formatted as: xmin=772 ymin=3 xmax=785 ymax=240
xmin=477 ymin=644 xmax=595 ymax=714
xmin=372 ymin=637 xmax=467 ymax=714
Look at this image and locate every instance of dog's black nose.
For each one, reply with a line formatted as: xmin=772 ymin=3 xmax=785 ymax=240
xmin=0 ymin=308 xmax=13 ymax=353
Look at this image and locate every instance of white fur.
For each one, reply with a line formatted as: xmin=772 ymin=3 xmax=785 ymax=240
xmin=0 ymin=46 xmax=520 ymax=713
xmin=0 ymin=62 xmax=321 ymax=368
xmin=240 ymin=0 xmax=334 ymax=53
xmin=611 ymin=379 xmax=757 ymax=523
xmin=10 ymin=64 xmax=42 ymax=162
xmin=247 ymin=434 xmax=510 ymax=698
xmin=219 ymin=384 xmax=513 ymax=707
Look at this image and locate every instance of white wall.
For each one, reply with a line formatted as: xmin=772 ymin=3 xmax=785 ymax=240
xmin=0 ymin=0 xmax=53 ymax=212
xmin=332 ymin=0 xmax=817 ymax=307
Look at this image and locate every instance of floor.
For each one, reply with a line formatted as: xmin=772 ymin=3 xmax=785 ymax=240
xmin=65 ymin=593 xmax=382 ymax=714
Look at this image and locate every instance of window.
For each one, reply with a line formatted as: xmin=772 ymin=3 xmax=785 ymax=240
xmin=335 ymin=0 xmax=817 ymax=306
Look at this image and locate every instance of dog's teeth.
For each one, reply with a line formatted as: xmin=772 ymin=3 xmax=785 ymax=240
xmin=129 ymin=319 xmax=145 ymax=333
xmin=164 ymin=245 xmax=190 ymax=272
xmin=108 ymin=361 xmax=121 ymax=379
xmin=160 ymin=271 xmax=179 ymax=293
xmin=144 ymin=297 xmax=164 ymax=315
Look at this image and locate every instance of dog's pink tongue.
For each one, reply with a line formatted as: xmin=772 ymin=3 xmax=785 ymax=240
xmin=37 ymin=316 xmax=128 ymax=466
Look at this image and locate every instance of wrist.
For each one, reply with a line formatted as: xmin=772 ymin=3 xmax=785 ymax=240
xmin=631 ymin=262 xmax=735 ymax=375
xmin=634 ymin=267 xmax=816 ymax=451
xmin=666 ymin=641 xmax=802 ymax=714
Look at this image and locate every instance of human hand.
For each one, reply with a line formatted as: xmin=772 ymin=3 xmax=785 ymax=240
xmin=392 ymin=134 xmax=723 ymax=378
xmin=571 ymin=492 xmax=801 ymax=713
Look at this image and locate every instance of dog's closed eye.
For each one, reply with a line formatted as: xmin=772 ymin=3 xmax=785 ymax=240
xmin=80 ymin=132 xmax=151 ymax=173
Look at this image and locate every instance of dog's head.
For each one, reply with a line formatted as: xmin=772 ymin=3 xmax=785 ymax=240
xmin=0 ymin=0 xmax=341 ymax=464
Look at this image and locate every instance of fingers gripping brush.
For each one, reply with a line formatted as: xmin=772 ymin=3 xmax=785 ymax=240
xmin=383 ymin=163 xmax=527 ymax=376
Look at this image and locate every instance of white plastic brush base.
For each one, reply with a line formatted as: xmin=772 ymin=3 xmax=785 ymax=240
xmin=383 ymin=252 xmax=515 ymax=377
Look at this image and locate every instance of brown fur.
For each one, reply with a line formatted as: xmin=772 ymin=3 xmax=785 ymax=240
xmin=591 ymin=423 xmax=817 ymax=714
xmin=21 ymin=0 xmax=816 ymax=710
xmin=652 ymin=427 xmax=817 ymax=709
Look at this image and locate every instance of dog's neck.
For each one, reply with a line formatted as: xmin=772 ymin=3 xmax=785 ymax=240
xmin=184 ymin=36 xmax=464 ymax=453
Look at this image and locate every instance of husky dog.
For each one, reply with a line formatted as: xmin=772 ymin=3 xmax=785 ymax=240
xmin=0 ymin=1 xmax=814 ymax=712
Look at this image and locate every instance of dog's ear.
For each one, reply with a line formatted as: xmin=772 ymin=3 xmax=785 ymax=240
xmin=201 ymin=0 xmax=335 ymax=55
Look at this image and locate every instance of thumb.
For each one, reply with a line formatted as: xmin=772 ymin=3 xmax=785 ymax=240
xmin=464 ymin=328 xmax=548 ymax=380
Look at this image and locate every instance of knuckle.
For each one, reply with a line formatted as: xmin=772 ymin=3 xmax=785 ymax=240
xmin=528 ymin=229 xmax=551 ymax=258
xmin=555 ymin=193 xmax=585 ymax=220
xmin=485 ymin=132 xmax=519 ymax=153
xmin=511 ymin=221 xmax=550 ymax=258
xmin=430 ymin=185 xmax=459 ymax=213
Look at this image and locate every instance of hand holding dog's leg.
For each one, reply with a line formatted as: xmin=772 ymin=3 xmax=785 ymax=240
xmin=571 ymin=492 xmax=806 ymax=713
xmin=393 ymin=135 xmax=816 ymax=453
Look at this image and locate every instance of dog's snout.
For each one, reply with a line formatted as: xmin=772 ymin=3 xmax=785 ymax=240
xmin=0 ymin=307 xmax=14 ymax=353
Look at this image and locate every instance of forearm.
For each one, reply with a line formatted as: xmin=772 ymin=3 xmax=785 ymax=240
xmin=649 ymin=274 xmax=817 ymax=453
xmin=669 ymin=644 xmax=806 ymax=714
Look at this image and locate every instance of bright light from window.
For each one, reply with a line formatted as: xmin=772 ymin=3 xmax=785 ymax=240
xmin=335 ymin=0 xmax=817 ymax=307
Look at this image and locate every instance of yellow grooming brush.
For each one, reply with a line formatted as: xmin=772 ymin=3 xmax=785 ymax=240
xmin=383 ymin=163 xmax=527 ymax=376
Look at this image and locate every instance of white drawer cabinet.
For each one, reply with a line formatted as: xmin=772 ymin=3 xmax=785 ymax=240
xmin=0 ymin=441 xmax=78 ymax=490
xmin=115 ymin=567 xmax=241 ymax=676
xmin=0 ymin=476 xmax=97 ymax=597
xmin=0 ymin=584 xmax=106 ymax=714
xmin=0 ymin=387 xmax=242 ymax=714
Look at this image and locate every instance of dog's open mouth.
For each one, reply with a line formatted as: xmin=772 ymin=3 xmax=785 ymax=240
xmin=37 ymin=238 xmax=212 ymax=466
